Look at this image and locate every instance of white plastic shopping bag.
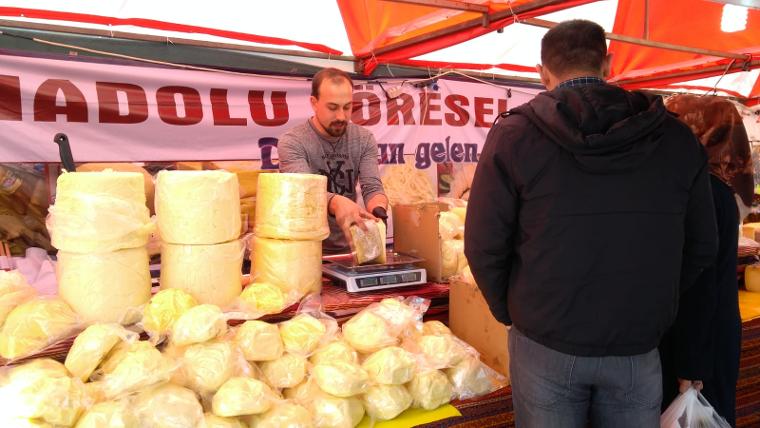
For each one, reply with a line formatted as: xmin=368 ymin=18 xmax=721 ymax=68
xmin=661 ymin=387 xmax=731 ymax=428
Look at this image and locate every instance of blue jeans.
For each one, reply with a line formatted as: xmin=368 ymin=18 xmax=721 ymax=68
xmin=509 ymin=327 xmax=662 ymax=428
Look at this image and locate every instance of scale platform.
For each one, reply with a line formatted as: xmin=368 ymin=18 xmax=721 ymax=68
xmin=322 ymin=253 xmax=426 ymax=292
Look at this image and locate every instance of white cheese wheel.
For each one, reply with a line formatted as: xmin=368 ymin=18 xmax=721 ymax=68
xmin=133 ymin=384 xmax=203 ymax=428
xmin=160 ymin=240 xmax=243 ymax=308
xmin=65 ymin=323 xmax=137 ymax=382
xmin=57 ymin=247 xmax=151 ymax=324
xmin=313 ymin=361 xmax=370 ymax=398
xmin=361 ymin=346 xmax=416 ymax=385
xmin=252 ymin=237 xmax=322 ymax=296
xmin=47 ymin=171 xmax=152 ymax=253
xmin=235 ymin=320 xmax=283 ymax=362
xmin=155 ymin=170 xmax=241 ymax=245
xmin=349 ymin=220 xmax=387 ymax=265
xmin=212 ymin=377 xmax=276 ymax=417
xmin=0 ymin=297 xmax=79 ymax=359
xmin=254 ymin=173 xmax=329 ymax=241
xmin=361 ymin=384 xmax=412 ymax=421
xmin=408 ymin=370 xmax=453 ymax=410
xmin=260 ymin=353 xmax=307 ymax=389
xmin=311 ymin=395 xmax=365 ymax=428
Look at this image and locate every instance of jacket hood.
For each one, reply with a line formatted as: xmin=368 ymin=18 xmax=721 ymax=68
xmin=512 ymin=84 xmax=668 ymax=174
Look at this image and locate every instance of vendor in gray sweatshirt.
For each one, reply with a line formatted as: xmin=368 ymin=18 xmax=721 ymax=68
xmin=278 ymin=67 xmax=388 ymax=254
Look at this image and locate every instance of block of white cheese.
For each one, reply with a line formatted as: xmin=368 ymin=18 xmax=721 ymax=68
xmin=361 ymin=346 xmax=417 ymax=385
xmin=133 ymin=384 xmax=204 ymax=428
xmin=74 ymin=399 xmax=138 ymax=428
xmin=311 ymin=395 xmax=365 ymax=428
xmin=239 ymin=282 xmax=287 ymax=316
xmin=141 ymin=288 xmax=198 ymax=341
xmin=155 ymin=170 xmax=241 ymax=245
xmin=247 ymin=403 xmax=312 ymax=428
xmin=445 ymin=356 xmax=494 ymax=399
xmin=408 ymin=370 xmax=453 ymax=410
xmin=313 ymin=361 xmax=370 ymax=397
xmin=349 ymin=220 xmax=387 ymax=265
xmin=441 ymin=239 xmax=466 ymax=279
xmin=438 ymin=211 xmax=463 ymax=240
xmin=181 ymin=340 xmax=237 ymax=395
xmin=310 ymin=340 xmax=358 ymax=366
xmin=101 ymin=341 xmax=175 ymax=399
xmin=254 ymin=173 xmax=329 ymax=241
xmin=745 ymin=264 xmax=760 ymax=292
xmin=47 ymin=171 xmax=152 ymax=253
xmin=252 ymin=237 xmax=322 ymax=296
xmin=260 ymin=353 xmax=307 ymax=389
xmin=212 ymin=377 xmax=275 ymax=417
xmin=57 ymin=247 xmax=151 ymax=324
xmin=65 ymin=323 xmax=137 ymax=382
xmin=160 ymin=239 xmax=243 ymax=308
xmin=235 ymin=320 xmax=283 ymax=362
xmin=171 ymin=304 xmax=228 ymax=346
xmin=362 ymin=384 xmax=412 ymax=421
xmin=0 ymin=297 xmax=79 ymax=359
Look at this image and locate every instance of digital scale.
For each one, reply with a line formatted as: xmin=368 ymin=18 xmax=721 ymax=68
xmin=322 ymin=253 xmax=426 ymax=292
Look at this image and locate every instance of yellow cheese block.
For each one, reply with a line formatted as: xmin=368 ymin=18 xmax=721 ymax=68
xmin=744 ymin=264 xmax=760 ymax=292
xmin=349 ymin=220 xmax=387 ymax=265
xmin=47 ymin=171 xmax=152 ymax=253
xmin=254 ymin=173 xmax=329 ymax=241
xmin=57 ymin=247 xmax=151 ymax=324
xmin=0 ymin=297 xmax=79 ymax=359
xmin=160 ymin=240 xmax=243 ymax=308
xmin=76 ymin=162 xmax=155 ymax=214
xmin=155 ymin=170 xmax=241 ymax=245
xmin=252 ymin=237 xmax=322 ymax=296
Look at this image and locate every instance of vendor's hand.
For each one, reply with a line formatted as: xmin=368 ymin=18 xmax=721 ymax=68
xmin=678 ymin=378 xmax=703 ymax=393
xmin=330 ymin=194 xmax=376 ymax=237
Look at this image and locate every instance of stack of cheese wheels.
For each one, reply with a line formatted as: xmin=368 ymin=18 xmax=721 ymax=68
xmin=156 ymin=170 xmax=244 ymax=308
xmin=252 ymin=173 xmax=328 ymax=298
xmin=49 ymin=171 xmax=153 ymax=324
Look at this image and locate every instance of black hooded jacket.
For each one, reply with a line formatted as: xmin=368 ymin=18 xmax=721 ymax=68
xmin=464 ymin=84 xmax=718 ymax=357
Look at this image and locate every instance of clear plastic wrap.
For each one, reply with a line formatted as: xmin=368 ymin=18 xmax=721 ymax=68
xmin=283 ymin=377 xmax=323 ymax=403
xmin=47 ymin=171 xmax=153 ymax=253
xmin=237 ymin=282 xmax=289 ymax=317
xmin=200 ymin=412 xmax=247 ymax=428
xmin=212 ymin=376 xmax=277 ymax=417
xmin=140 ymin=288 xmax=198 ymax=344
xmin=98 ymin=340 xmax=176 ymax=399
xmin=309 ymin=340 xmax=358 ymax=366
xmin=416 ymin=334 xmax=469 ymax=369
xmin=74 ymin=399 xmax=138 ymax=428
xmin=260 ymin=353 xmax=308 ymax=389
xmin=179 ymin=340 xmax=242 ymax=396
xmin=421 ymin=320 xmax=452 ymax=336
xmin=171 ymin=304 xmax=228 ymax=346
xmin=133 ymin=383 xmax=204 ymax=428
xmin=252 ymin=236 xmax=323 ymax=297
xmin=0 ymin=296 xmax=80 ymax=360
xmin=160 ymin=239 xmax=244 ymax=308
xmin=408 ymin=369 xmax=453 ymax=410
xmin=441 ymin=239 xmax=467 ymax=279
xmin=348 ymin=220 xmax=387 ymax=265
xmin=361 ymin=384 xmax=412 ymax=421
xmin=311 ymin=394 xmax=365 ymax=428
xmin=445 ymin=355 xmax=507 ymax=400
xmin=361 ymin=346 xmax=417 ymax=386
xmin=235 ymin=320 xmax=284 ymax=362
xmin=312 ymin=361 xmax=370 ymax=398
xmin=57 ymin=247 xmax=151 ymax=324
xmin=279 ymin=313 xmax=335 ymax=356
xmin=246 ymin=402 xmax=313 ymax=428
xmin=438 ymin=211 xmax=463 ymax=240
xmin=254 ymin=172 xmax=329 ymax=241
xmin=65 ymin=323 xmax=139 ymax=382
xmin=342 ymin=298 xmax=428 ymax=354
xmin=155 ymin=170 xmax=241 ymax=245
xmin=0 ymin=358 xmax=90 ymax=426
xmin=0 ymin=270 xmax=37 ymax=327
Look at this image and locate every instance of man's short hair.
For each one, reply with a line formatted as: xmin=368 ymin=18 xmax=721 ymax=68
xmin=541 ymin=20 xmax=607 ymax=76
xmin=311 ymin=68 xmax=353 ymax=98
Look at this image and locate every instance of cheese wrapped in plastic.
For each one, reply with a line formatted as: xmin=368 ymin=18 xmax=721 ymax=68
xmin=418 ymin=334 xmax=468 ymax=369
xmin=252 ymin=237 xmax=322 ymax=296
xmin=313 ymin=361 xmax=369 ymax=398
xmin=255 ymin=173 xmax=329 ymax=241
xmin=182 ymin=340 xmax=238 ymax=395
xmin=310 ymin=340 xmax=358 ymax=366
xmin=371 ymin=298 xmax=422 ymax=336
xmin=422 ymin=320 xmax=452 ymax=336
xmin=0 ymin=359 xmax=89 ymax=426
xmin=342 ymin=311 xmax=396 ymax=354
xmin=450 ymin=205 xmax=467 ymax=223
xmin=312 ymin=395 xmax=365 ymax=428
xmin=160 ymin=240 xmax=243 ymax=307
xmin=348 ymin=220 xmax=386 ymax=265
xmin=260 ymin=353 xmax=307 ymax=389
xmin=438 ymin=211 xmax=463 ymax=240
xmin=361 ymin=346 xmax=416 ymax=385
xmin=247 ymin=403 xmax=313 ymax=428
xmin=239 ymin=282 xmax=287 ymax=316
xmin=133 ymin=384 xmax=203 ymax=428
xmin=155 ymin=170 xmax=241 ymax=245
xmin=171 ymin=304 xmax=228 ymax=346
xmin=0 ymin=297 xmax=79 ymax=359
xmin=361 ymin=384 xmax=412 ymax=421
xmin=212 ymin=377 xmax=276 ymax=417
xmin=65 ymin=323 xmax=138 ymax=382
xmin=57 ymin=247 xmax=151 ymax=324
xmin=0 ymin=270 xmax=36 ymax=327
xmin=74 ymin=399 xmax=138 ymax=428
xmin=445 ymin=356 xmax=494 ymax=399
xmin=408 ymin=370 xmax=453 ymax=410
xmin=441 ymin=239 xmax=466 ymax=279
xmin=283 ymin=378 xmax=322 ymax=403
xmin=141 ymin=288 xmax=198 ymax=341
xmin=47 ymin=171 xmax=153 ymax=253
xmin=279 ymin=313 xmax=329 ymax=356
xmin=101 ymin=341 xmax=175 ymax=398
xmin=235 ymin=320 xmax=283 ymax=361
xmin=200 ymin=413 xmax=246 ymax=428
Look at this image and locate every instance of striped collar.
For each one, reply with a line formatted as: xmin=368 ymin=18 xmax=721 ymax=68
xmin=558 ymin=76 xmax=605 ymax=89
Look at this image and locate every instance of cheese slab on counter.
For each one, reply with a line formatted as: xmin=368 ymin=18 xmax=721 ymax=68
xmin=57 ymin=247 xmax=151 ymax=324
xmin=47 ymin=171 xmax=152 ymax=253
xmin=155 ymin=170 xmax=241 ymax=245
xmin=252 ymin=237 xmax=322 ymax=296
xmin=349 ymin=220 xmax=387 ymax=265
xmin=160 ymin=239 xmax=244 ymax=308
xmin=254 ymin=173 xmax=329 ymax=241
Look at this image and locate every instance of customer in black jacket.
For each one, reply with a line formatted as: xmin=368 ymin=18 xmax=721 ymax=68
xmin=659 ymin=94 xmax=752 ymax=427
xmin=464 ymin=20 xmax=718 ymax=428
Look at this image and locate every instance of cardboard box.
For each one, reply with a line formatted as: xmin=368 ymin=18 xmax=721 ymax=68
xmin=449 ymin=278 xmax=510 ymax=379
xmin=392 ymin=202 xmax=448 ymax=282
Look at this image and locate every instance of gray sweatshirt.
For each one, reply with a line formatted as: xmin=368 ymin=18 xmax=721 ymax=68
xmin=277 ymin=119 xmax=386 ymax=253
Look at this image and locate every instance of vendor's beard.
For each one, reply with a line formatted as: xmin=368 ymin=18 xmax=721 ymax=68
xmin=326 ymin=120 xmax=347 ymax=137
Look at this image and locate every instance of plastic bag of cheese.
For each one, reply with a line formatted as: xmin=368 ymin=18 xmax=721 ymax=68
xmin=0 ymin=296 xmax=81 ymax=361
xmin=200 ymin=412 xmax=247 ymax=428
xmin=175 ymin=339 xmax=252 ymax=397
xmin=362 ymin=384 xmax=413 ymax=421
xmin=212 ymin=376 xmax=278 ymax=417
xmin=438 ymin=211 xmax=463 ymax=241
xmin=342 ymin=297 xmax=428 ymax=354
xmin=140 ymin=288 xmax=198 ymax=345
xmin=94 ymin=340 xmax=178 ymax=399
xmin=65 ymin=323 xmax=139 ymax=382
xmin=278 ymin=297 xmax=339 ymax=357
xmin=441 ymin=239 xmax=467 ymax=279
xmin=170 ymin=304 xmax=228 ymax=346
xmin=348 ymin=220 xmax=387 ymax=265
xmin=0 ymin=270 xmax=37 ymax=328
xmin=74 ymin=398 xmax=138 ymax=428
xmin=133 ymin=383 xmax=204 ymax=428
xmin=234 ymin=320 xmax=284 ymax=362
xmin=244 ymin=402 xmax=313 ymax=428
xmin=445 ymin=355 xmax=508 ymax=400
xmin=260 ymin=353 xmax=309 ymax=389
xmin=408 ymin=369 xmax=454 ymax=410
xmin=227 ymin=281 xmax=302 ymax=321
